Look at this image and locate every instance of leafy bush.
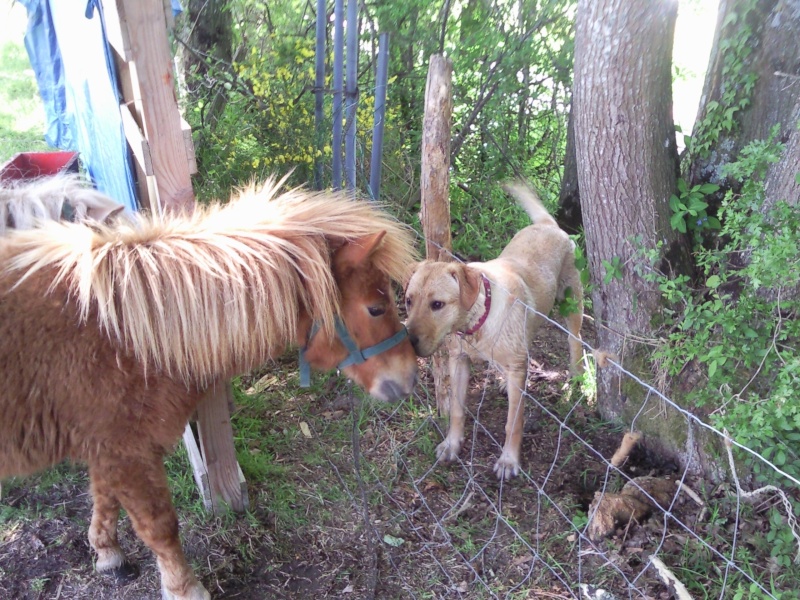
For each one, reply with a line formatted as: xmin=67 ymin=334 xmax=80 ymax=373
xmin=654 ymin=135 xmax=800 ymax=489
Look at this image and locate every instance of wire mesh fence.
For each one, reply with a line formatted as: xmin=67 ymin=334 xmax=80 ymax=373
xmin=330 ymin=242 xmax=800 ymax=600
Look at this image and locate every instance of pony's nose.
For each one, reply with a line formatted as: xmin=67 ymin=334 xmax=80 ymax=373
xmin=379 ymin=375 xmax=415 ymax=402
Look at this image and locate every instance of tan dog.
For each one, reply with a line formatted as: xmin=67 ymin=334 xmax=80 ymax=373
xmin=404 ymin=182 xmax=584 ymax=479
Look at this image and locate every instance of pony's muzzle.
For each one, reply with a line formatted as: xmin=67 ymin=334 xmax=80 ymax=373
xmin=375 ymin=375 xmax=416 ymax=402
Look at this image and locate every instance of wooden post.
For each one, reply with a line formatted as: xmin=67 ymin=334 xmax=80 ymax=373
xmin=110 ymin=0 xmax=248 ymax=514
xmin=421 ymin=54 xmax=454 ymax=415
xmin=195 ymin=383 xmax=249 ymax=513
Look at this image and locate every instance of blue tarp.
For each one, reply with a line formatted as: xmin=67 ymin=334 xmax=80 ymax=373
xmin=20 ymin=0 xmax=139 ymax=212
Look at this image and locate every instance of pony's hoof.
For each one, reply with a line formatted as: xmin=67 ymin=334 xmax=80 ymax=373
xmin=103 ymin=561 xmax=140 ymax=585
xmin=161 ymin=582 xmax=212 ymax=600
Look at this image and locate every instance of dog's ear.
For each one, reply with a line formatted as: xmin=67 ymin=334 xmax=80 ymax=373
xmin=452 ymin=264 xmax=482 ymax=311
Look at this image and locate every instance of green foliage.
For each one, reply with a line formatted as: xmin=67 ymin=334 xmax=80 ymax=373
xmin=668 ymin=178 xmax=721 ymax=236
xmin=601 ymin=256 xmax=623 ymax=284
xmin=184 ymin=0 xmax=575 ymax=216
xmin=653 ymin=136 xmax=800 ymax=494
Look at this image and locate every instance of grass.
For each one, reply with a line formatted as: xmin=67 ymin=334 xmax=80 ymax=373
xmin=0 ymin=37 xmax=52 ymax=163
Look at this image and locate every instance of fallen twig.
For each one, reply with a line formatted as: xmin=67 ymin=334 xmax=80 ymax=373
xmin=610 ymin=431 xmax=642 ymax=468
xmin=650 ymin=555 xmax=693 ymax=600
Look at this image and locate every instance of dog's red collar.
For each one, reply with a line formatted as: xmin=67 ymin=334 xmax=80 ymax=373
xmin=459 ymin=274 xmax=492 ymax=336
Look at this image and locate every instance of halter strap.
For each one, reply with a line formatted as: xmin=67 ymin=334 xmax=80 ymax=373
xmin=299 ymin=317 xmax=409 ymax=387
xmin=458 ymin=273 xmax=492 ymax=336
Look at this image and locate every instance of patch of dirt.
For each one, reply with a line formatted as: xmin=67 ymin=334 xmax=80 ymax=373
xmin=0 ymin=319 xmax=777 ymax=599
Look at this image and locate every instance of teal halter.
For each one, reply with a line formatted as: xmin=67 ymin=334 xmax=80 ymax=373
xmin=298 ymin=317 xmax=409 ymax=387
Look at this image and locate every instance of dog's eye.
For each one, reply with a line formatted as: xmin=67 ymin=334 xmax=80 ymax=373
xmin=368 ymin=305 xmax=386 ymax=317
xmin=431 ymin=300 xmax=444 ymax=311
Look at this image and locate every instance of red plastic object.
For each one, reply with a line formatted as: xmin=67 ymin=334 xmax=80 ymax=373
xmin=0 ymin=151 xmax=80 ymax=182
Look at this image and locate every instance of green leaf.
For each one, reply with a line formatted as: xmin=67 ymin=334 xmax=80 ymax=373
xmin=383 ymin=534 xmax=405 ymax=547
xmin=688 ymin=199 xmax=708 ymax=211
xmin=670 ymin=213 xmax=685 ymax=231
xmin=699 ymin=183 xmax=720 ymax=194
xmin=708 ymin=360 xmax=717 ymax=378
xmin=707 ymin=275 xmax=721 ymax=288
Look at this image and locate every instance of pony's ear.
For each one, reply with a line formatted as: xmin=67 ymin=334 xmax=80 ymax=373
xmin=452 ymin=264 xmax=481 ymax=311
xmin=337 ymin=231 xmax=387 ymax=266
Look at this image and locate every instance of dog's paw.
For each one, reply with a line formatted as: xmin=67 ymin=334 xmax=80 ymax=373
xmin=435 ymin=438 xmax=462 ymax=463
xmin=493 ymin=451 xmax=521 ymax=480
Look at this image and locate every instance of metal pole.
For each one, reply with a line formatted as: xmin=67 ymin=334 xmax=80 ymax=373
xmin=332 ymin=0 xmax=344 ymax=190
xmin=344 ymin=0 xmax=358 ymax=193
xmin=313 ymin=0 xmax=326 ymax=190
xmin=369 ymin=32 xmax=389 ymax=201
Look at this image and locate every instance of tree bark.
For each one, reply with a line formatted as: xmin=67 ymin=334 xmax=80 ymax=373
xmin=574 ymin=0 xmax=700 ymax=467
xmin=686 ymin=0 xmax=800 ymax=190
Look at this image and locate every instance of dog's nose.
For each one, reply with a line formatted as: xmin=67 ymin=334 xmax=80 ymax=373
xmin=409 ymin=333 xmax=420 ymax=351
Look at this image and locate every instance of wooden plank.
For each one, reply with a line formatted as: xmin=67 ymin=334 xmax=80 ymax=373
xmin=120 ymin=0 xmax=194 ymax=214
xmin=101 ymin=0 xmax=132 ymax=61
xmin=196 ymin=382 xmax=249 ymax=513
xmin=120 ymin=103 xmax=153 ymax=175
xmin=109 ymin=31 xmax=153 ymax=211
xmin=421 ymin=55 xmax=454 ymax=417
xmin=182 ymin=424 xmax=213 ymax=511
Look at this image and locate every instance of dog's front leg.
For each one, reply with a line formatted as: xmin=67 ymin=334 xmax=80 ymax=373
xmin=494 ymin=368 xmax=527 ymax=480
xmin=436 ymin=351 xmax=470 ymax=463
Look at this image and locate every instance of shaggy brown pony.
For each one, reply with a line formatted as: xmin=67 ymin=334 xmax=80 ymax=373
xmin=0 ymin=177 xmax=418 ymax=600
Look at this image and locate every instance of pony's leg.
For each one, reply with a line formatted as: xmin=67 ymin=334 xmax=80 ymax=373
xmin=87 ymin=466 xmax=138 ymax=581
xmin=104 ymin=455 xmax=210 ymax=600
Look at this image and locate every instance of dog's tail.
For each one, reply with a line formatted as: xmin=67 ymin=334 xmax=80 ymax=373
xmin=502 ymin=181 xmax=558 ymax=228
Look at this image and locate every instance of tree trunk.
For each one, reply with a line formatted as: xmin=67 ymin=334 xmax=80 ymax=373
xmin=574 ymin=0 xmax=703 ymax=469
xmin=686 ymin=0 xmax=800 ymax=190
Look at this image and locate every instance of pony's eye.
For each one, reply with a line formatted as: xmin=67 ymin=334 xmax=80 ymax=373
xmin=368 ymin=306 xmax=386 ymax=317
xmin=431 ymin=300 xmax=444 ymax=311
xmin=405 ymin=297 xmax=412 ymax=308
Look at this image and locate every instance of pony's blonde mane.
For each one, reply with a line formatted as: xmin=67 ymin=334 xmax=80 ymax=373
xmin=2 ymin=178 xmax=417 ymax=383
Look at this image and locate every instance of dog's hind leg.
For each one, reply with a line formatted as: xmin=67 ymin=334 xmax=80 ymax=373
xmin=88 ymin=464 xmax=139 ymax=583
xmin=565 ymin=308 xmax=584 ymax=375
xmin=558 ymin=258 xmax=585 ymax=375
xmin=100 ymin=454 xmax=210 ymax=600
xmin=494 ymin=366 xmax=527 ymax=480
